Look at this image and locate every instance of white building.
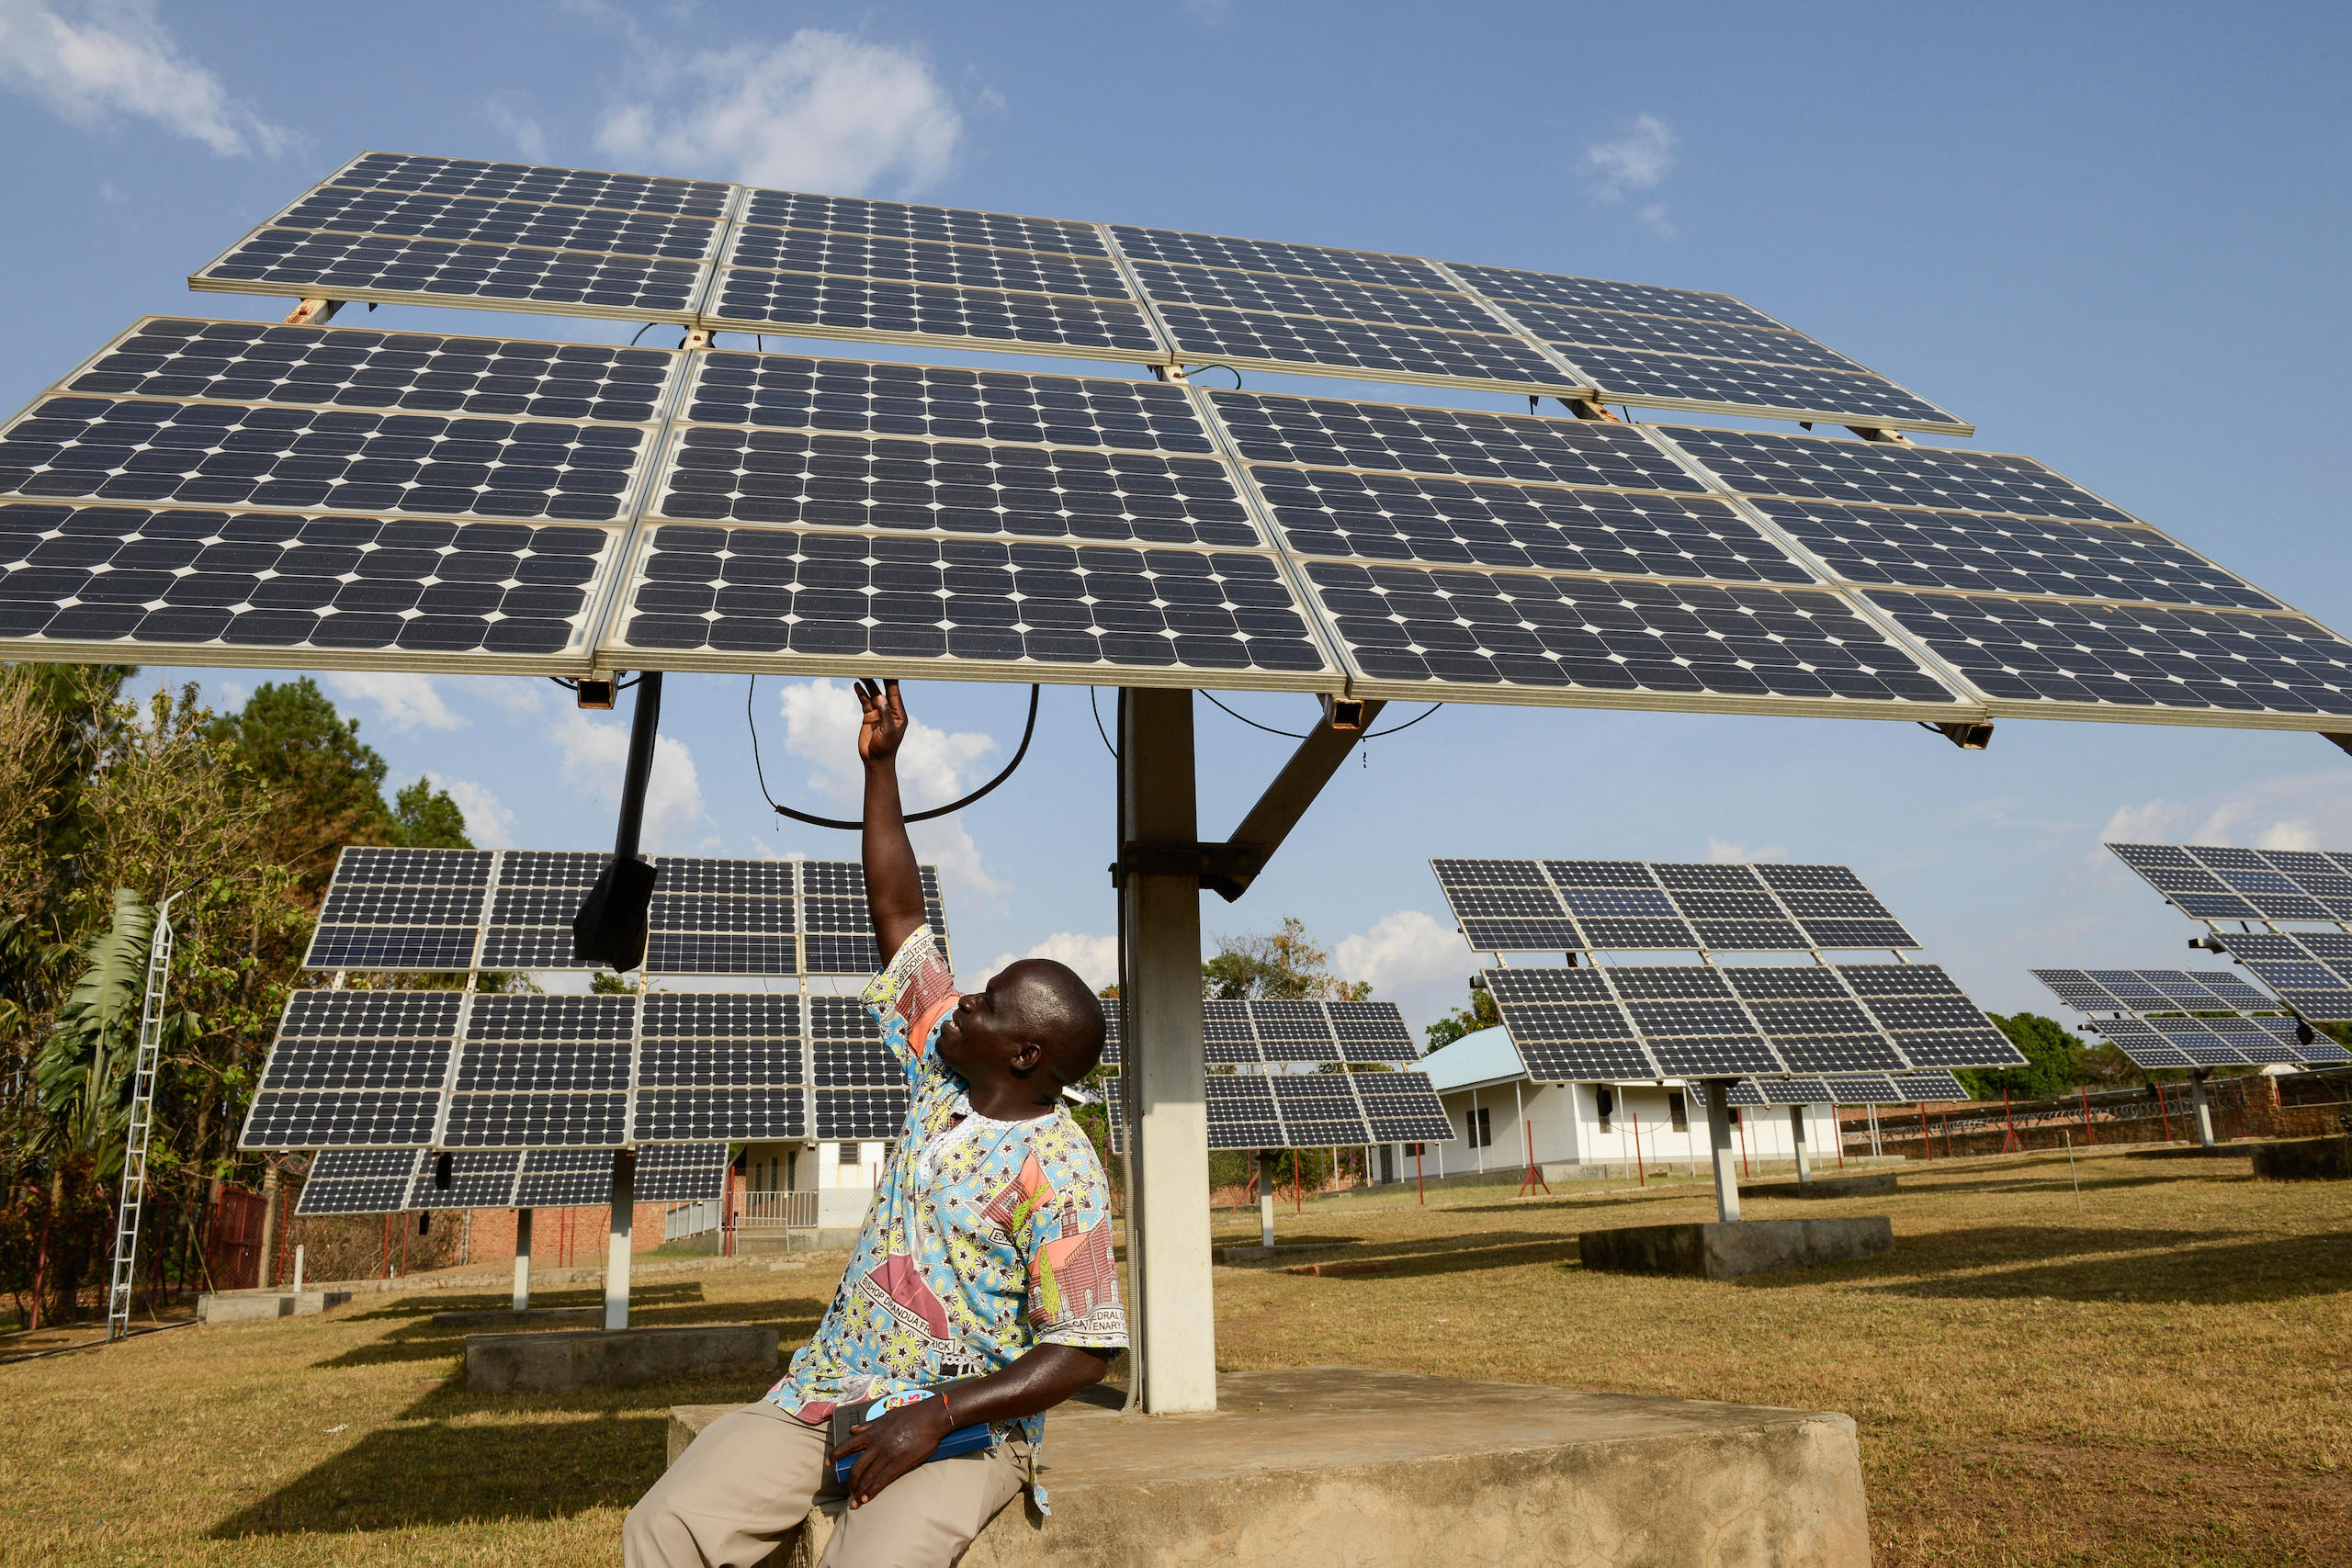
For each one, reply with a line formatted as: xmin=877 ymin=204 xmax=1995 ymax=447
xmin=1371 ymin=1025 xmax=1841 ymax=1184
xmin=738 ymin=1137 xmax=889 ymax=1235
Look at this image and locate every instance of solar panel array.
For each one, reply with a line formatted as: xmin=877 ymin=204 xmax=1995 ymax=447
xmin=305 ymin=846 xmax=946 ymax=976
xmin=2028 ymin=966 xmax=2352 ymax=1069
xmin=1724 ymin=1069 xmax=1970 ymax=1107
xmin=2109 ymin=841 xmax=2352 ymax=924
xmin=295 ymin=1142 xmax=729 ymax=1213
xmin=1482 ymin=961 xmax=2023 ymax=1083
xmin=1102 ymin=1068 xmax=1453 ymax=1153
xmin=1096 ymin=998 xmax=1416 ymax=1066
xmin=187 ymin=152 xmax=1965 ymax=430
xmin=13 ymin=315 xmax=2352 ymax=742
xmin=1430 ymin=858 xmax=1917 ymax=954
xmin=242 ymin=984 xmax=898 ymax=1149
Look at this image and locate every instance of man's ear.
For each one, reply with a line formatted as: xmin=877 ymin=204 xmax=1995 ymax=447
xmin=1009 ymin=1039 xmax=1046 ymax=1073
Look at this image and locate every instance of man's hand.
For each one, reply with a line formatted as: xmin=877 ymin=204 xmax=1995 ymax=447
xmin=856 ymin=679 xmax=908 ymax=766
xmin=828 ymin=1393 xmax=957 ymax=1507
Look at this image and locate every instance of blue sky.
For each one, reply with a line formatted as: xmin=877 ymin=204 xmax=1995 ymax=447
xmin=3 ymin=0 xmax=2349 ymax=1031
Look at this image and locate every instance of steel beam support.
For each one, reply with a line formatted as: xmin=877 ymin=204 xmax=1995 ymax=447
xmin=1704 ymin=1080 xmax=1742 ymax=1223
xmin=2189 ymin=1070 xmax=2216 ymax=1148
xmin=604 ymin=1151 xmax=636 ymax=1330
xmin=1256 ymin=1152 xmax=1277 ymax=1249
xmin=1118 ymin=687 xmax=1217 ymax=1414
xmin=1791 ymin=1105 xmax=1813 ymax=1183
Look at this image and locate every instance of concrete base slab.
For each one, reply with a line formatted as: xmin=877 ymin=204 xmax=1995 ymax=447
xmin=431 ymin=1305 xmax=603 ymax=1329
xmin=197 ymin=1289 xmax=351 ymax=1324
xmin=668 ymin=1367 xmax=1870 ymax=1567
xmin=466 ymin=1324 xmax=776 ymax=1393
xmin=1212 ymin=1241 xmax=1350 ymax=1265
xmin=2252 ymin=1134 xmax=2352 ymax=1180
xmin=1581 ymin=1217 xmax=1894 ymax=1280
xmin=1740 ymin=1173 xmax=1898 ymax=1201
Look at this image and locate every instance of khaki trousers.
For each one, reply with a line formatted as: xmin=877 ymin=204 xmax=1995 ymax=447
xmin=624 ymin=1399 xmax=1026 ymax=1568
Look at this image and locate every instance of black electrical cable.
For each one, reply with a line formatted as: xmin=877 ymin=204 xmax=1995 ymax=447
xmin=1183 ymin=363 xmax=1243 ymax=388
xmin=629 ymin=323 xmax=655 ymax=346
xmin=747 ymin=677 xmax=1042 ymax=829
xmin=1199 ymin=691 xmax=1444 ymax=741
xmin=1089 ymin=686 xmax=1117 ymax=759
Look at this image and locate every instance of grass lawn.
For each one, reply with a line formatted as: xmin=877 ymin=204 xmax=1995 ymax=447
xmin=1 ymin=1146 xmax=2344 ymax=1566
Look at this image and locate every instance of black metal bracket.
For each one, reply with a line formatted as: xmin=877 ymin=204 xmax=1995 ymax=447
xmin=1924 ymin=719 xmax=1995 ymax=750
xmin=2324 ymin=733 xmax=2352 ymax=758
xmin=1109 ymin=840 xmax=1268 ymax=901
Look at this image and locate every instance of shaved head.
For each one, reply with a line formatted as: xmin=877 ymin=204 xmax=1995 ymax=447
xmin=1000 ymin=958 xmax=1107 ymax=1084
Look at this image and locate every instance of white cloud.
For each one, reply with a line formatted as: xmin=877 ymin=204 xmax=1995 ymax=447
xmin=214 ymin=680 xmax=249 ymax=711
xmin=1334 ymin=908 xmax=1476 ymax=1035
xmin=548 ymin=709 xmax=708 ymax=852
xmin=426 ymin=773 xmax=515 ymax=850
xmin=1584 ymin=113 xmax=1676 ymax=201
xmin=0 ymin=0 xmax=295 ymax=156
xmin=596 ymin=28 xmax=961 ymax=194
xmin=451 ymin=675 xmax=549 ymax=716
xmin=326 ymin=671 xmax=463 ymax=733
xmin=1637 ymin=201 xmax=1677 ymax=239
xmin=773 ymin=679 xmax=998 ymax=811
xmin=1704 ymin=837 xmax=1787 ymax=863
xmin=484 ymin=98 xmax=548 ymax=161
xmin=975 ymin=931 xmax=1118 ymax=991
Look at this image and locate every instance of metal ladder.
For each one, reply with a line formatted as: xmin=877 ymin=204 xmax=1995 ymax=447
xmin=105 ymin=892 xmax=178 ymax=1344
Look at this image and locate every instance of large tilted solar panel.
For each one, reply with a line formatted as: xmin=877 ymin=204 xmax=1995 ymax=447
xmin=0 ymin=316 xmax=654 ymax=672
xmin=637 ymin=992 xmax=807 ymax=1142
xmin=1727 ymin=1068 xmax=1972 ymax=1107
xmin=1655 ymin=429 xmax=2352 ymax=729
xmin=192 ymin=152 xmax=1964 ymax=424
xmin=296 ymin=1144 xmax=729 ymax=1213
xmin=1095 ymin=998 xmax=1418 ymax=1066
xmin=243 ymin=990 xmax=462 ymax=1148
xmin=295 ymin=1146 xmax=423 ymax=1213
xmin=2108 ymin=841 xmax=2352 ymax=923
xmin=2030 ymin=964 xmax=2351 ymax=1068
xmin=1102 ymin=1070 xmax=1448 ymax=1151
xmin=1431 ymin=858 xmax=1918 ymax=954
xmin=305 ymin=847 xmax=949 ymax=976
xmin=1483 ymin=960 xmax=2021 ymax=1083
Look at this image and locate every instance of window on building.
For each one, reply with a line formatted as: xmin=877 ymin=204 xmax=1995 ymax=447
xmin=1595 ymin=1084 xmax=1615 ymax=1134
xmin=1468 ymin=1106 xmax=1492 ymax=1148
xmin=1404 ymin=1143 xmax=1424 ymax=1157
xmin=1668 ymin=1090 xmax=1689 ymax=1133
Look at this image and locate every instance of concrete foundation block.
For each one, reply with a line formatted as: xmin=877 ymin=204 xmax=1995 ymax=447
xmin=1580 ymin=1217 xmax=1894 ymax=1280
xmin=2251 ymin=1134 xmax=2352 ymax=1180
xmin=197 ymin=1289 xmax=350 ymax=1324
xmin=430 ymin=1305 xmax=603 ymax=1329
xmin=2125 ymin=1144 xmax=2245 ymax=1159
xmin=1740 ymin=1173 xmax=1898 ymax=1201
xmin=466 ymin=1324 xmax=777 ymax=1393
xmin=669 ymin=1366 xmax=1871 ymax=1567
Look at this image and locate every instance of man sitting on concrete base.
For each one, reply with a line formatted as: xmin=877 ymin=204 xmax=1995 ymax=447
xmin=626 ymin=679 xmax=1125 ymax=1568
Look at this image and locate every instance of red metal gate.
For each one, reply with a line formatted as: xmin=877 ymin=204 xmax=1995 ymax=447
xmin=206 ymin=1184 xmax=266 ymax=1291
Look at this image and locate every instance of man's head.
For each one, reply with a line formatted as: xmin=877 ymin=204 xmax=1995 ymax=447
xmin=936 ymin=958 xmax=1107 ymax=1107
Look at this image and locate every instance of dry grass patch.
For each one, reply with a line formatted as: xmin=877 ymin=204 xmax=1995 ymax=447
xmin=1 ymin=1152 xmax=2344 ymax=1566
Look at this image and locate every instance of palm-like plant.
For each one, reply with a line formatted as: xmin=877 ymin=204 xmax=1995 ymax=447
xmin=34 ymin=888 xmax=156 ymax=1178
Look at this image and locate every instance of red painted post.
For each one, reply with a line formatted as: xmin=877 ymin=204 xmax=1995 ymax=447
xmin=2002 ymin=1087 xmax=2019 ymax=1153
xmin=1835 ymin=1112 xmax=1846 ymax=1171
xmin=1736 ymin=1108 xmax=1749 ymax=1179
xmin=2079 ymin=1085 xmax=2097 ymax=1145
xmin=1517 ymin=1119 xmax=1552 ymax=1197
xmin=2156 ymin=1081 xmax=2175 ymax=1143
xmin=1943 ymin=1110 xmax=1953 ymax=1158
xmin=1919 ymin=1100 xmax=1932 ymax=1162
xmin=1415 ymin=1145 xmax=1425 ymax=1205
xmin=400 ymin=1215 xmax=410 ymax=1278
xmin=380 ymin=1213 xmax=391 ymax=1280
xmin=1631 ymin=1107 xmax=1645 ymax=1188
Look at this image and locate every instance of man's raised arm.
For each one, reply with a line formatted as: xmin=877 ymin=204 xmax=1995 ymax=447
xmin=856 ymin=679 xmax=927 ymax=959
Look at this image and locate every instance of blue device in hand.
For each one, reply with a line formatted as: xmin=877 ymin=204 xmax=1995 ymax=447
xmin=830 ymin=1387 xmax=994 ymax=1483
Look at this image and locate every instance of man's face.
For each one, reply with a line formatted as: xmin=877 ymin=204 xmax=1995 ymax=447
xmin=936 ymin=961 xmax=1045 ymax=1078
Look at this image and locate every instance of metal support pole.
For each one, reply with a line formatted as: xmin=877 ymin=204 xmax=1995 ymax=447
xmin=513 ymin=1210 xmax=533 ymax=1312
xmin=292 ymin=1246 xmax=304 ymax=1295
xmin=256 ymin=1162 xmax=282 ymax=1291
xmin=605 ymin=1150 xmax=636 ymax=1330
xmin=1791 ymin=1105 xmax=1812 ymax=1183
xmin=613 ymin=674 xmax=663 ymax=862
xmin=1117 ymin=688 xmax=1216 ymax=1414
xmin=2190 ymin=1071 xmax=2216 ymax=1148
xmin=1256 ymin=1152 xmax=1276 ymax=1249
xmin=1704 ymin=1080 xmax=1742 ymax=1224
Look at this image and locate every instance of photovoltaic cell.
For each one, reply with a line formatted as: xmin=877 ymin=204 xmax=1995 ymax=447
xmin=327 ymin=152 xmax=731 ymax=217
xmin=1504 ymin=302 xmax=1862 ymax=372
xmin=707 ymin=270 xmax=1164 ymax=358
xmin=2109 ymin=841 xmax=2352 ymax=924
xmin=1553 ymin=348 xmax=1956 ymax=431
xmin=1433 ymin=858 xmax=1917 ymax=954
xmin=1204 ymin=391 xmax=1705 ymax=492
xmin=1110 ymin=227 xmax=1454 ymax=290
xmin=296 ymin=1170 xmax=419 ymax=1213
xmin=1129 ymin=261 xmax=1502 ymax=332
xmin=1268 ymin=1076 xmax=1373 ymax=1145
xmin=408 ymin=1148 xmax=524 ymax=1209
xmin=1356 ymin=1072 xmax=1454 ymax=1141
xmin=243 ymin=1089 xmax=441 ymax=1149
xmin=723 ymin=227 xmax=1132 ymax=298
xmin=1203 ymin=1075 xmax=1286 ymax=1151
xmin=1152 ymin=305 xmax=1576 ymax=391
xmin=742 ymin=191 xmax=1105 ymax=254
xmin=266 ymin=186 xmax=724 ymax=262
xmin=1656 ymin=427 xmax=2130 ymax=523
xmin=1444 ymin=265 xmax=1784 ymax=330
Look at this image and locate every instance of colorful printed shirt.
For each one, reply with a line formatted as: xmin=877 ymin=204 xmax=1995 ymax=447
xmin=766 ymin=926 xmax=1126 ymax=1470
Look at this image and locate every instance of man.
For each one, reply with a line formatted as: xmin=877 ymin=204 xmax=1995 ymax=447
xmin=627 ymin=678 xmax=1125 ymax=1568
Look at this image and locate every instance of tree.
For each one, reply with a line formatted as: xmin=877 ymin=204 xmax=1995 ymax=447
xmin=207 ymin=679 xmax=391 ymax=895
xmin=1426 ymin=985 xmax=1499 ymax=1051
xmin=1963 ymin=1012 xmax=2099 ymax=1100
xmin=1201 ymin=916 xmax=1370 ymax=1001
xmin=386 ymin=779 xmax=472 ymax=850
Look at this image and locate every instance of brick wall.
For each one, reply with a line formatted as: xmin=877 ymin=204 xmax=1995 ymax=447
xmin=459 ymin=1202 xmax=672 ymax=1263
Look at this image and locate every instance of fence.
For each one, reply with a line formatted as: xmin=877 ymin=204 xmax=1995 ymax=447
xmin=205 ymin=1183 xmax=266 ymax=1292
xmin=1838 ymin=1073 xmax=2345 ymax=1159
xmin=664 ymin=1189 xmax=818 ymax=1243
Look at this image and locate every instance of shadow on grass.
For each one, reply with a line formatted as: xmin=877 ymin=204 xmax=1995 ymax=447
xmin=208 ymin=1409 xmax=670 ymax=1537
xmin=1220 ymin=1230 xmax=1557 ymax=1269
xmin=318 ymin=1292 xmax=825 ymax=1370
xmin=1853 ymin=1230 xmax=2352 ymax=1305
xmin=1453 ymin=1187 xmax=1715 ymax=1218
xmin=345 ymin=1281 xmax=707 ymax=1323
xmin=1722 ymin=1224 xmax=2233 ymax=1294
xmin=1272 ymin=1237 xmax=1585 ymax=1280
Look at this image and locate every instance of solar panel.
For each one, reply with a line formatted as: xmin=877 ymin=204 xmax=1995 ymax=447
xmin=1725 ymin=1077 xmax=1834 ymax=1106
xmin=298 ymin=1145 xmax=423 ymax=1211
xmin=1355 ymin=1071 xmax=1454 ymax=1141
xmin=255 ymin=990 xmax=462 ymax=1091
xmin=1204 ymin=390 xmax=1707 ymax=491
xmin=1656 ymin=428 xmax=2130 ymax=524
xmin=61 ymin=317 xmax=680 ymax=423
xmin=1815 ymin=1073 xmax=1907 ymax=1104
xmin=1432 ymin=857 xmax=1917 ymax=954
xmin=1268 ymin=1075 xmax=1374 ymax=1145
xmin=1890 ymin=1069 xmax=1969 ymax=1101
xmin=408 ymin=1148 xmax=523 ymax=1209
xmin=637 ymin=1144 xmax=733 ymax=1202
xmin=2109 ymin=842 xmax=2352 ymax=924
xmin=1206 ymin=1074 xmax=1295 ymax=1151
xmin=638 ymin=991 xmax=806 ymax=1141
